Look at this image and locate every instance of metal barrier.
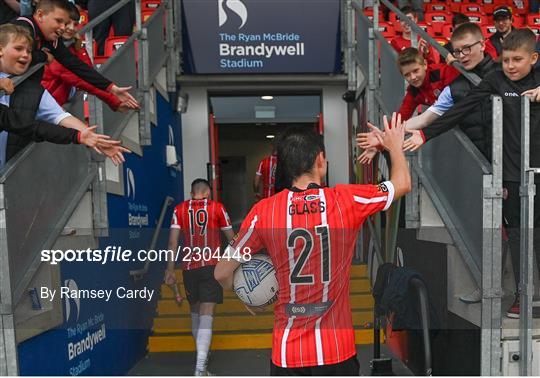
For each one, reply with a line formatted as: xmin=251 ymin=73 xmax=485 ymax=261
xmin=519 ymin=96 xmax=534 ymax=375
xmin=420 ymin=130 xmax=490 ymax=283
xmin=0 ymin=0 xmax=178 ymax=374
xmin=349 ymin=0 xmax=506 ymax=375
xmin=147 ymin=7 xmax=168 ymax=80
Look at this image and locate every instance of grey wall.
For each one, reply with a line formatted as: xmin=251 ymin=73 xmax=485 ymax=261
xmin=181 ymin=84 xmax=349 ymax=197
xmin=220 ymin=139 xmax=272 ymax=209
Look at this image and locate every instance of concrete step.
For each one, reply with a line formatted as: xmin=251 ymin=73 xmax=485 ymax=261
xmin=171 ymin=264 xmax=368 ymax=284
xmin=157 ymin=292 xmax=373 ymax=316
xmin=161 ymin=277 xmax=371 ymax=300
xmin=153 ymin=308 xmax=373 ymax=334
xmin=148 ymin=328 xmax=377 ymax=352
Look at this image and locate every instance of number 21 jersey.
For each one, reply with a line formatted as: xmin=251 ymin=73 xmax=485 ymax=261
xmin=229 ymin=182 xmax=394 ymax=368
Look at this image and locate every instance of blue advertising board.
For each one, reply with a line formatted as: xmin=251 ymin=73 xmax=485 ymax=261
xmin=182 ymin=0 xmax=341 ymax=74
xmin=17 ymin=93 xmax=184 ymax=376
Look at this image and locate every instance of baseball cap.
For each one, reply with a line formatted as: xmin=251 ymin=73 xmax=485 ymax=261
xmin=493 ymin=6 xmax=512 ymax=20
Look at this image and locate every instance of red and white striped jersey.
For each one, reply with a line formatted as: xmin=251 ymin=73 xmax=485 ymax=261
xmin=230 ymin=182 xmax=395 ymax=368
xmin=256 ymin=154 xmax=278 ymax=198
xmin=171 ymin=198 xmax=232 ymax=270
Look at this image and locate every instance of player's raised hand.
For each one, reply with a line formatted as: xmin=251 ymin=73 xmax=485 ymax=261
xmin=356 ymin=123 xmax=384 ymax=150
xmin=403 ymin=129 xmax=425 ymax=152
xmin=380 ymin=112 xmax=405 ymax=153
xmin=522 ymin=86 xmax=540 ymax=102
xmin=357 ymin=148 xmax=378 ymax=165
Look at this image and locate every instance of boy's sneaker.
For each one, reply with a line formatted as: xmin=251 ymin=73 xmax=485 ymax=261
xmin=459 ymin=288 xmax=481 ymax=304
xmin=506 ymin=297 xmax=540 ymax=318
xmin=506 ymin=298 xmax=520 ymax=318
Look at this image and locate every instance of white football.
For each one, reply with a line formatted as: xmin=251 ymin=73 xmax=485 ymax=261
xmin=233 ymin=254 xmax=279 ymax=307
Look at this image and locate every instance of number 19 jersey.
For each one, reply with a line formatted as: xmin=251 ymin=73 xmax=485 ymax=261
xmin=229 ymin=182 xmax=395 ymax=368
xmin=171 ymin=198 xmax=232 ymax=270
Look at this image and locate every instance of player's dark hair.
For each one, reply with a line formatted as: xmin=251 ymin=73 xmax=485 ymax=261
xmin=452 ymin=13 xmax=470 ymax=28
xmin=451 ymin=22 xmax=484 ymax=42
xmin=191 ymin=178 xmax=211 ymax=194
xmin=35 ymin=0 xmax=72 ymax=14
xmin=276 ymin=127 xmax=325 ymax=185
xmin=502 ymin=28 xmax=537 ymax=53
xmin=397 ymin=47 xmax=425 ymax=69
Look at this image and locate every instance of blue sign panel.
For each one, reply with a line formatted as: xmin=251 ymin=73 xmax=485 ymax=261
xmin=182 ymin=0 xmax=341 ymax=74
xmin=18 ymin=93 xmax=184 ymax=376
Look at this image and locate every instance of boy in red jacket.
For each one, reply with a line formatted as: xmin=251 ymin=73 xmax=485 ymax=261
xmin=41 ymin=3 xmax=129 ymax=112
xmin=396 ymin=47 xmax=459 ymax=121
xmin=358 ymin=47 xmax=459 ymax=164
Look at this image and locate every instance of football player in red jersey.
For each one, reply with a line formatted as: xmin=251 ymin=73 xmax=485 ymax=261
xmin=215 ymin=114 xmax=411 ymax=375
xmin=164 ymin=179 xmax=234 ymax=376
xmin=254 ymin=143 xmax=278 ymax=201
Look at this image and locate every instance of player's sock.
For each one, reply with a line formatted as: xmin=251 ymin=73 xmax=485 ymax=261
xmin=190 ymin=312 xmax=200 ymax=340
xmin=195 ymin=315 xmax=213 ymax=372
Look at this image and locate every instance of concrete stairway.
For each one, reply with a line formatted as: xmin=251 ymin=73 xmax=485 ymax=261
xmin=148 ymin=264 xmax=374 ymax=352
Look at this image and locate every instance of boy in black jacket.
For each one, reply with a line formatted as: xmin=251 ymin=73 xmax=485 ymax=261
xmin=14 ymin=0 xmax=139 ymax=109
xmin=406 ymin=29 xmax=540 ymax=318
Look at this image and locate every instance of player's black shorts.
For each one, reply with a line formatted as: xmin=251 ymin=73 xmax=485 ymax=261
xmin=182 ymin=265 xmax=223 ymax=304
xmin=270 ymin=355 xmax=360 ymax=376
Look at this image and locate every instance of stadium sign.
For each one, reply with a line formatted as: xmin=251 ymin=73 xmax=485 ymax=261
xmin=181 ymin=0 xmax=341 ymax=74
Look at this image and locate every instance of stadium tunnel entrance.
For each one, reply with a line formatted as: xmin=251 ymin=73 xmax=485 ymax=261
xmin=208 ymin=94 xmax=323 ymax=225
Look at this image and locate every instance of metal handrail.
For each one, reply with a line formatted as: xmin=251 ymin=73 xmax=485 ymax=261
xmin=371 ymin=269 xmax=432 ymax=376
xmin=130 ymin=196 xmax=175 ymax=280
xmin=410 ymin=277 xmax=433 ymax=376
xmin=519 ymin=96 xmax=534 ymax=375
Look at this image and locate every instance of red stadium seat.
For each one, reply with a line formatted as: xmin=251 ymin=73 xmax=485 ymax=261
xmin=104 ymin=36 xmax=129 ymax=57
xmin=417 ymin=21 xmax=429 ymax=32
xmin=435 ymin=36 xmax=449 ymax=45
xmin=513 ymin=15 xmax=525 ymax=27
xmin=529 ymin=26 xmax=540 ymax=36
xmin=425 ymin=3 xmax=450 ymax=13
xmin=364 ymin=8 xmax=384 ymax=21
xmin=142 ymin=0 xmax=161 ymax=10
xmin=509 ymin=0 xmax=529 ymax=16
xmin=460 ymin=4 xmax=483 ymax=13
xmin=479 ymin=0 xmax=495 ymax=14
xmin=93 ymin=56 xmax=108 ymax=66
xmin=527 ymin=14 xmax=540 ymax=26
xmin=466 ymin=13 xmax=488 ymax=25
xmin=142 ymin=9 xmax=155 ymax=22
xmin=481 ymin=25 xmax=497 ymax=37
xmin=424 ymin=11 xmax=451 ymax=35
xmin=378 ymin=23 xmax=396 ymax=39
xmin=442 ymin=24 xmax=454 ymax=39
xmin=448 ymin=0 xmax=464 ymax=13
